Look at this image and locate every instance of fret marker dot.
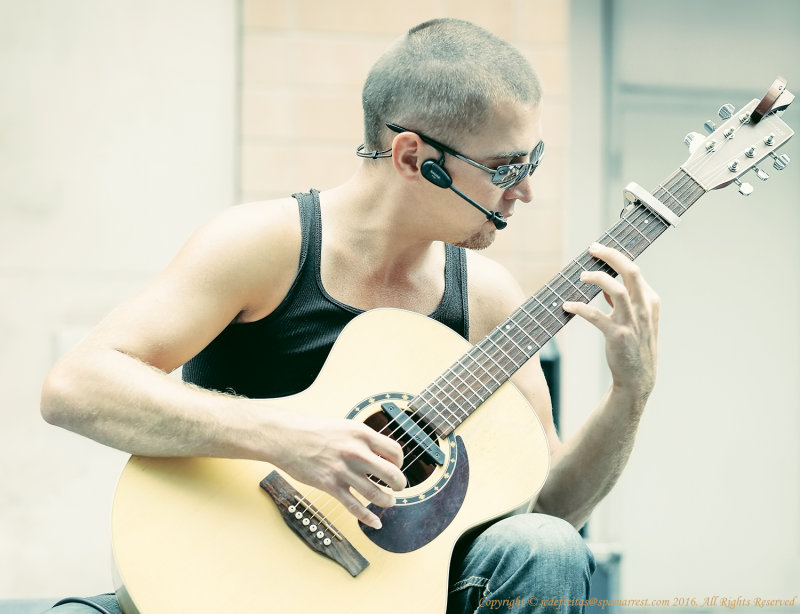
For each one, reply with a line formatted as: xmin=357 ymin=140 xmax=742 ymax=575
xmin=505 ymin=324 xmax=511 ymax=330
xmin=527 ymin=345 xmax=533 ymax=351
xmin=552 ymin=301 xmax=558 ymax=307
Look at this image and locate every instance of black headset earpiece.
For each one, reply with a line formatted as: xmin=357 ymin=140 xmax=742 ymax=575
xmin=420 ymin=158 xmax=452 ymax=189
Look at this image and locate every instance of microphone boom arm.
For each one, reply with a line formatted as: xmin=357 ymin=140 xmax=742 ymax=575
xmin=449 ymin=185 xmax=508 ymax=230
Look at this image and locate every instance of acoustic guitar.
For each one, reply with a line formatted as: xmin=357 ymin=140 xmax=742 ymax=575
xmin=111 ymin=79 xmax=794 ymax=613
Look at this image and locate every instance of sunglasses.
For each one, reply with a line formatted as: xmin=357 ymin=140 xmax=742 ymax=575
xmin=386 ymin=123 xmax=544 ymax=190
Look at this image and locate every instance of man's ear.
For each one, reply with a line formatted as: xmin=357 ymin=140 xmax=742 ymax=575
xmin=390 ymin=132 xmax=425 ymax=181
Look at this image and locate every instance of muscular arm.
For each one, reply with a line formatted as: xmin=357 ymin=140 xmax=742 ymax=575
xmin=42 ymin=201 xmax=296 ymax=456
xmin=468 ymin=243 xmax=659 ymax=529
xmin=40 ymin=200 xmax=404 ymax=529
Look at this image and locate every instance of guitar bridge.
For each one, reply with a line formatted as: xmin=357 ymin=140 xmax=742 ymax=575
xmin=259 ymin=471 xmax=369 ymax=577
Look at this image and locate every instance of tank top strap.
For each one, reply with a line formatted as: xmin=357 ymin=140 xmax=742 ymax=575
xmin=438 ymin=242 xmax=470 ymax=341
xmin=290 ymin=188 xmax=319 ymax=279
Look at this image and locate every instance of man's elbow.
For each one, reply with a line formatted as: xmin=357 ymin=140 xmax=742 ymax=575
xmin=40 ymin=359 xmax=84 ymax=429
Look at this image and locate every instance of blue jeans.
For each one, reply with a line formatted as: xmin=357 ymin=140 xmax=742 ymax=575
xmin=448 ymin=514 xmax=596 ymax=613
xmin=50 ymin=514 xmax=593 ymax=613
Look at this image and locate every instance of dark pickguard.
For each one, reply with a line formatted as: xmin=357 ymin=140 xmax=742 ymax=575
xmin=359 ymin=435 xmax=469 ymax=553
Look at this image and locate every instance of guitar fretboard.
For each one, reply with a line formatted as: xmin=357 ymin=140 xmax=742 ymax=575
xmin=410 ymin=169 xmax=706 ymax=437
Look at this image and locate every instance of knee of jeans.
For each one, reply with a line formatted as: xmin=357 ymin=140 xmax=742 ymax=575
xmin=484 ymin=513 xmax=596 ymax=577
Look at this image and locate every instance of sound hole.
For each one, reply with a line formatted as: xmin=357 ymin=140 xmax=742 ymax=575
xmin=364 ymin=410 xmax=438 ymax=488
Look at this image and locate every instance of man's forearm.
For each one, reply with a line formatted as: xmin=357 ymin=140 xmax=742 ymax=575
xmin=533 ymin=384 xmax=649 ymax=528
xmin=40 ymin=346 xmax=267 ymax=459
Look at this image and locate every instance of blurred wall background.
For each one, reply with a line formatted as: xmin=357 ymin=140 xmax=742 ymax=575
xmin=0 ymin=0 xmax=237 ymax=599
xmin=1 ymin=0 xmax=798 ymax=609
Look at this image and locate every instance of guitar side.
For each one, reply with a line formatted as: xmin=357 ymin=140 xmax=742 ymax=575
xmin=111 ymin=308 xmax=550 ymax=614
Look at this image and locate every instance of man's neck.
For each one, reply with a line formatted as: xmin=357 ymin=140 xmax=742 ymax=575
xmin=316 ymin=168 xmax=448 ymax=312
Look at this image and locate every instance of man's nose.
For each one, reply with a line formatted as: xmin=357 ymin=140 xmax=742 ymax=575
xmin=504 ymin=174 xmax=534 ymax=203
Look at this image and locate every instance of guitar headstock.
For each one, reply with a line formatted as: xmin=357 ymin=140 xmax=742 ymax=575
xmin=682 ymin=77 xmax=794 ymax=194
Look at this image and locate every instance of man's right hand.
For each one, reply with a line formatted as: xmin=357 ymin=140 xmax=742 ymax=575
xmin=269 ymin=412 xmax=406 ymax=530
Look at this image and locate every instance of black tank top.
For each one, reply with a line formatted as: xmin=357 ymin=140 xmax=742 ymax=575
xmin=182 ymin=189 xmax=470 ymax=399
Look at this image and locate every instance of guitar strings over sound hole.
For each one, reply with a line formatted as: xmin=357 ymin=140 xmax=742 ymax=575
xmin=363 ymin=410 xmax=438 ymax=488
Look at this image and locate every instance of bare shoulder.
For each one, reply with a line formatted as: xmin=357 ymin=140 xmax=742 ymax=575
xmin=172 ymin=196 xmax=302 ymax=319
xmin=83 ymin=196 xmax=303 ymax=371
xmin=187 ymin=197 xmax=300 ymax=263
xmin=464 ymin=250 xmax=526 ymax=342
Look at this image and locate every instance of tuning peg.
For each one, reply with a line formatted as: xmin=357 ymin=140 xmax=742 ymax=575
xmin=683 ymin=131 xmax=704 ymax=153
xmin=771 ymin=153 xmax=791 ymax=170
xmin=703 ymin=120 xmax=717 ymax=134
xmin=753 ymin=167 xmax=770 ymax=181
xmin=733 ymin=179 xmax=753 ymax=196
xmin=718 ymin=104 xmax=735 ymax=120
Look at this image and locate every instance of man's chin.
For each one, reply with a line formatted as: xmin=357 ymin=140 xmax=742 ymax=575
xmin=454 ymin=227 xmax=496 ymax=250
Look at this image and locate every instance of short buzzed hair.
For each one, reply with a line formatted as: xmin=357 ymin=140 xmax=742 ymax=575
xmin=361 ymin=18 xmax=542 ymax=150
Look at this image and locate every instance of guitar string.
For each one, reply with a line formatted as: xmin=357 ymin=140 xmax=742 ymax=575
xmin=281 ymin=170 xmax=708 ymax=536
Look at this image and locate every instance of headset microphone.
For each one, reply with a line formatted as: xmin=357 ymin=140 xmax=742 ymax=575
xmin=449 ymin=186 xmax=507 ymax=230
xmin=420 ymin=159 xmax=507 ymax=230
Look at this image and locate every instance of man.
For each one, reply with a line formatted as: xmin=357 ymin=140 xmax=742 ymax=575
xmin=41 ymin=18 xmax=659 ymax=613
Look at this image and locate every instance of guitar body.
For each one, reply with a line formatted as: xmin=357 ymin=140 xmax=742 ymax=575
xmin=112 ymin=308 xmax=550 ymax=613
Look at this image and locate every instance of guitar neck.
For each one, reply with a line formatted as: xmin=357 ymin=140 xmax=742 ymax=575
xmin=411 ymin=169 xmax=706 ymax=436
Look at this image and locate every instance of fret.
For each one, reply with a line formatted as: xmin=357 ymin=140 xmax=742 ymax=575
xmin=544 ymin=281 xmax=574 ymax=305
xmin=485 ymin=331 xmax=524 ymax=371
xmin=620 ymin=214 xmax=653 ymax=245
xmin=658 ymin=182 xmax=685 ymax=211
xmin=472 ymin=344 xmax=512 ymax=379
xmin=558 ymin=270 xmax=591 ymax=301
xmin=459 ymin=351 xmax=502 ymax=389
xmin=416 ymin=388 xmax=459 ymax=425
xmin=532 ymin=294 xmax=567 ymax=326
xmin=507 ymin=313 xmax=542 ymax=354
xmin=449 ymin=359 xmax=494 ymax=396
xmin=601 ymin=231 xmax=635 ymax=259
xmin=412 ymin=169 xmax=707 ymax=437
xmin=572 ymin=258 xmax=589 ymax=273
xmin=427 ymin=373 xmax=475 ymax=414
xmin=432 ymin=384 xmax=473 ymax=422
xmin=518 ymin=303 xmax=554 ymax=339
xmin=498 ymin=320 xmax=537 ymax=357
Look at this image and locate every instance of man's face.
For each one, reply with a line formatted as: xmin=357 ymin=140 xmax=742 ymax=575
xmin=434 ymin=101 xmax=544 ymax=250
